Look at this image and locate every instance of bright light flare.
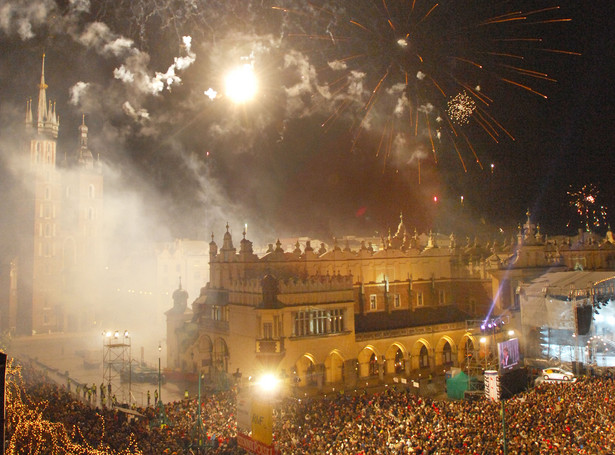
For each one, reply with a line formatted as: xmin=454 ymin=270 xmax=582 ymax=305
xmin=224 ymin=64 xmax=257 ymax=103
xmin=256 ymin=373 xmax=280 ymax=392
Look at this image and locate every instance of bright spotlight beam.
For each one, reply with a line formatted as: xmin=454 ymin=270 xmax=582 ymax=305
xmin=257 ymin=373 xmax=280 ymax=392
xmin=224 ymin=64 xmax=257 ymax=103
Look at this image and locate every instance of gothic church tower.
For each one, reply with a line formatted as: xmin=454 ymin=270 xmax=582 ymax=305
xmin=10 ymin=55 xmax=104 ymax=334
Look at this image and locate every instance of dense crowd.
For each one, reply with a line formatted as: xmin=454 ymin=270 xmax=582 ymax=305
xmin=6 ymin=360 xmax=615 ymax=454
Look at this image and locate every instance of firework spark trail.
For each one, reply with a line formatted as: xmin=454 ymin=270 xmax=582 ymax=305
xmin=9 ymin=0 xmax=576 ymax=182
xmin=275 ymin=0 xmax=577 ymax=176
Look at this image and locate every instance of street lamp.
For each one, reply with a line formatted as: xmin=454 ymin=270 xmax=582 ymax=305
xmin=192 ymin=372 xmax=206 ymax=453
xmin=157 ymin=343 xmax=162 ymax=407
xmin=155 ymin=342 xmax=169 ymax=428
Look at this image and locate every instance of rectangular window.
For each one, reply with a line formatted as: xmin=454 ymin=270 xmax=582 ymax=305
xmin=394 ymin=294 xmax=401 ymax=308
xmin=263 ymin=323 xmax=273 ymax=340
xmin=369 ymin=295 xmax=377 ymax=310
xmin=417 ymin=292 xmax=424 ymax=307
xmin=438 ymin=289 xmax=446 ymax=305
xmin=293 ymin=308 xmax=345 ymax=337
xmin=273 ymin=315 xmax=280 ymax=338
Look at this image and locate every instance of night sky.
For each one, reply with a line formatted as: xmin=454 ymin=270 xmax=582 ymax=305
xmin=1 ymin=0 xmax=614 ymax=251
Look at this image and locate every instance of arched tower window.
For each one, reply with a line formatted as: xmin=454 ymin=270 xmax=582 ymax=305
xmin=88 ymin=184 xmax=95 ymax=199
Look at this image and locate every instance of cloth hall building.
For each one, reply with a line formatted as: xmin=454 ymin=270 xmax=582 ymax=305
xmin=167 ymin=214 xmax=615 ymax=392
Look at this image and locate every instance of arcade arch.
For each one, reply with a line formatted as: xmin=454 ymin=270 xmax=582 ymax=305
xmin=295 ymin=354 xmax=317 ymax=387
xmin=357 ymin=346 xmax=381 ymax=378
xmin=212 ymin=337 xmax=229 ymax=373
xmin=324 ymin=350 xmax=345 ymax=384
xmin=410 ymin=339 xmax=432 ymax=371
xmin=434 ymin=336 xmax=456 ymax=368
xmin=384 ymin=343 xmax=408 ymax=375
xmin=459 ymin=334 xmax=477 ymax=366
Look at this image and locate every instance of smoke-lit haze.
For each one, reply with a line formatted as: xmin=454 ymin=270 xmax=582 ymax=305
xmin=1 ymin=1 xmax=614 ymax=348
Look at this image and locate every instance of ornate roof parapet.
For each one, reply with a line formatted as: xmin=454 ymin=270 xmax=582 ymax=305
xmin=225 ymin=273 xmax=353 ymax=294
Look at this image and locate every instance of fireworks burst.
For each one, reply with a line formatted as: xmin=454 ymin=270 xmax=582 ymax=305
xmin=448 ymin=91 xmax=477 ymax=125
xmin=567 ymin=184 xmax=608 ymax=232
xmin=275 ymin=0 xmax=577 ymax=172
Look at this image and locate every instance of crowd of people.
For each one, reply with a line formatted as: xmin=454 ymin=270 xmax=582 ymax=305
xmin=6 ymin=359 xmax=615 ymax=454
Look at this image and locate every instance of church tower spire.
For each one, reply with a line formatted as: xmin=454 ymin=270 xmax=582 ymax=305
xmin=35 ymin=54 xmax=59 ymax=139
xmin=77 ymin=114 xmax=94 ymax=169
xmin=37 ymin=54 xmax=48 ymax=129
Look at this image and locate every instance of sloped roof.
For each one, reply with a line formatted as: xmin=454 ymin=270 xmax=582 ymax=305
xmin=525 ymin=271 xmax=615 ymax=295
xmin=354 ymin=305 xmax=471 ymax=333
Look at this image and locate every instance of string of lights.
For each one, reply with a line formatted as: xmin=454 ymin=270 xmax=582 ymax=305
xmin=4 ymin=358 xmax=143 ymax=455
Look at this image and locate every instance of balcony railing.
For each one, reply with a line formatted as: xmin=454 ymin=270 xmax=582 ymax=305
xmin=256 ymin=338 xmax=285 ymax=354
xmin=200 ymin=318 xmax=229 ymax=333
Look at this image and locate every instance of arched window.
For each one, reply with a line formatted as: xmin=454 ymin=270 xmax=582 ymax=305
xmin=394 ymin=348 xmax=405 ymax=373
xmin=369 ymin=352 xmax=378 ymax=376
xmin=87 ymin=207 xmax=95 ymax=220
xmin=88 ymin=184 xmax=95 ymax=199
xmin=442 ymin=342 xmax=453 ymax=365
xmin=419 ymin=345 xmax=430 ymax=369
xmin=306 ymin=363 xmax=317 ymax=386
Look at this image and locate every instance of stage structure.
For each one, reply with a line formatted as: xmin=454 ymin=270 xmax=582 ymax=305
xmin=519 ymin=271 xmax=615 ymax=370
xmin=102 ymin=330 xmax=131 ymax=407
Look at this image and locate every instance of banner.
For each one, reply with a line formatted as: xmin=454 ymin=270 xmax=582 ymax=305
xmin=251 ymin=399 xmax=273 ymax=445
xmin=237 ymin=433 xmax=276 ymax=455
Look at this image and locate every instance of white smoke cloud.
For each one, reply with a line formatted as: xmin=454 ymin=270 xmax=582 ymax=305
xmin=69 ymin=0 xmax=90 ymax=13
xmin=69 ymin=81 xmax=90 ymax=105
xmin=328 ymin=60 xmax=347 ymax=71
xmin=347 ymin=71 xmax=365 ymax=97
xmin=408 ymin=147 xmax=428 ymax=164
xmin=284 ymin=50 xmax=317 ymax=98
xmin=0 ymin=0 xmax=55 ymax=40
xmin=122 ymin=101 xmax=150 ymax=121
xmin=113 ymin=65 xmax=134 ymax=83
xmin=103 ymin=37 xmax=135 ymax=57
xmin=114 ymin=36 xmax=195 ymax=95
xmin=418 ymin=103 xmax=434 ymax=114
xmin=394 ymin=93 xmax=408 ymax=117
xmin=79 ymin=22 xmax=137 ymax=58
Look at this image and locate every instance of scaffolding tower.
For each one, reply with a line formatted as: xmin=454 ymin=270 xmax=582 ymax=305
xmin=102 ymin=330 xmax=131 ymax=407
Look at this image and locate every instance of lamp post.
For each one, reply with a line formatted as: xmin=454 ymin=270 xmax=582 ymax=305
xmin=156 ymin=342 xmax=169 ymax=428
xmin=192 ymin=373 xmax=206 ymax=453
xmin=501 ymin=398 xmax=508 ymax=455
xmin=157 ymin=343 xmax=162 ymax=407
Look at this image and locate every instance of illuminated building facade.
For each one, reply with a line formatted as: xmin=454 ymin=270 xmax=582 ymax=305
xmin=2 ymin=55 xmax=104 ymax=335
xmin=167 ymin=213 xmax=615 ymax=391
